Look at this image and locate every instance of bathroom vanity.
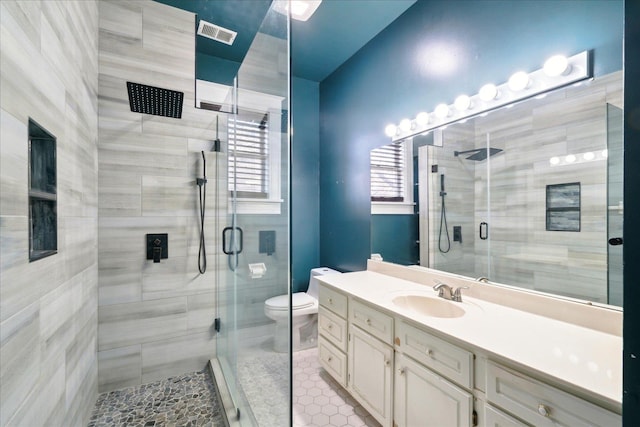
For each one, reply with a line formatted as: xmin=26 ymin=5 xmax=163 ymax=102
xmin=317 ymin=261 xmax=621 ymax=427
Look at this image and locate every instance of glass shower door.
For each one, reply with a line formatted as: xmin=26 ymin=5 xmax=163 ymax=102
xmin=607 ymin=104 xmax=623 ymax=306
xmin=216 ymin=2 xmax=291 ymax=426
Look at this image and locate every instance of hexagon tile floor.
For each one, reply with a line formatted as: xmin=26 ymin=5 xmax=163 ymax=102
xmin=293 ymin=347 xmax=381 ymax=427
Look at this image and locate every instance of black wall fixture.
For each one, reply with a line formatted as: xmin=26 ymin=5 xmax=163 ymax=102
xmin=147 ymin=233 xmax=168 ymax=263
xmin=126 ymin=82 xmax=184 ymax=118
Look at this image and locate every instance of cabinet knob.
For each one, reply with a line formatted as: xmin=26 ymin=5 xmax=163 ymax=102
xmin=366 ymin=318 xmax=372 ymax=325
xmin=537 ymin=404 xmax=550 ymax=417
xmin=327 ymin=356 xmax=333 ymax=363
xmin=327 ymin=324 xmax=333 ymax=330
xmin=399 ymin=368 xmax=405 ymax=375
xmin=426 ymin=348 xmax=434 ymax=357
xmin=328 ymin=298 xmax=333 ymax=304
xmin=385 ymin=359 xmax=390 ymax=366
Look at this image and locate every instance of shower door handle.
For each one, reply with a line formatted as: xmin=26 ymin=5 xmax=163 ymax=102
xmin=479 ymin=222 xmax=488 ymax=240
xmin=222 ymin=226 xmax=243 ymax=255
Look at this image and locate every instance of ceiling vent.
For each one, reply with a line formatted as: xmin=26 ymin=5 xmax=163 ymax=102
xmin=197 ymin=20 xmax=237 ymax=45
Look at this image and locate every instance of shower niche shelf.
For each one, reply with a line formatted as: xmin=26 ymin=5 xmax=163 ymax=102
xmin=28 ymin=118 xmax=57 ymax=261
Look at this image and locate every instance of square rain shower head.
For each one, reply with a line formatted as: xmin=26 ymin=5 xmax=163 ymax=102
xmin=126 ymin=82 xmax=184 ymax=119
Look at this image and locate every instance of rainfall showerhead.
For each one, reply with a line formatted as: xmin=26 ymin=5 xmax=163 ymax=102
xmin=454 ymin=147 xmax=503 ymax=161
xmin=126 ymin=82 xmax=184 ymax=119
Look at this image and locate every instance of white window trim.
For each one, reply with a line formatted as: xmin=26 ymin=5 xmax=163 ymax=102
xmin=371 ymin=138 xmax=415 ymax=215
xmin=197 ymin=80 xmax=284 ymax=215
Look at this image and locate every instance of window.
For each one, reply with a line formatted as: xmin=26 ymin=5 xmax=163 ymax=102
xmin=228 ymin=111 xmax=269 ymax=198
xmin=28 ymin=119 xmax=57 ymax=261
xmin=371 ymin=139 xmax=414 ymax=214
xmin=227 ymin=106 xmax=282 ymax=215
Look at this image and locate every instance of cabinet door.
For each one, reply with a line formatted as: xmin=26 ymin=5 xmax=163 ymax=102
xmin=348 ymin=325 xmax=393 ymax=427
xmin=394 ymin=353 xmax=473 ymax=427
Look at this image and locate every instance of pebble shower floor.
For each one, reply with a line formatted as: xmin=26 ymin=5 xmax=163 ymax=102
xmin=88 ymin=369 xmax=224 ymax=427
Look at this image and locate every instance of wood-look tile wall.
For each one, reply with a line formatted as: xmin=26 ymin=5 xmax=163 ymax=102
xmin=0 ymin=1 xmax=99 ymax=426
xmin=425 ymin=72 xmax=622 ymax=304
xmin=96 ymin=0 xmax=226 ymax=392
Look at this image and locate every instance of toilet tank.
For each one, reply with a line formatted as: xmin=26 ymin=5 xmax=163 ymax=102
xmin=307 ymin=267 xmax=341 ymax=300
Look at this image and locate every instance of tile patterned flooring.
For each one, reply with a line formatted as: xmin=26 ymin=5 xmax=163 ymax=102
xmin=88 ymin=369 xmax=224 ymax=427
xmin=293 ymin=348 xmax=380 ymax=427
xmin=88 ymin=328 xmax=377 ymax=427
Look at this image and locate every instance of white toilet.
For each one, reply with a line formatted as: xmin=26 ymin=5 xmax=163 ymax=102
xmin=264 ymin=267 xmax=341 ymax=353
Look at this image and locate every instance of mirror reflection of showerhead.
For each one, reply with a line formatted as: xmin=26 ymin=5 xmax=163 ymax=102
xmin=454 ymin=147 xmax=503 ymax=161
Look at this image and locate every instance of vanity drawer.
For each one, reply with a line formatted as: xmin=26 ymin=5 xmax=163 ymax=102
xmin=484 ymin=403 xmax=529 ymax=427
xmin=396 ymin=320 xmax=474 ymax=390
xmin=349 ymin=298 xmax=394 ymax=345
xmin=318 ymin=335 xmax=347 ymax=387
xmin=486 ymin=361 xmax=620 ymax=427
xmin=319 ymin=285 xmax=348 ymax=318
xmin=319 ymin=306 xmax=348 ymax=352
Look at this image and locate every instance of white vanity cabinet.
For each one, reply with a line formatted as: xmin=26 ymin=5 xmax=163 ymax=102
xmin=394 ymin=320 xmax=474 ymax=427
xmin=348 ymin=299 xmax=394 ymax=427
xmin=395 ymin=352 xmax=473 ymax=427
xmin=318 ymin=286 xmax=348 ymax=386
xmin=486 ymin=361 xmax=621 ymax=427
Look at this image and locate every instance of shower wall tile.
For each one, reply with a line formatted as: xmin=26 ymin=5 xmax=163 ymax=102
xmin=0 ymin=302 xmax=41 ymax=427
xmin=1 ymin=1 xmax=99 ymax=425
xmin=0 ymin=110 xmax=28 ymax=217
xmin=187 ymin=292 xmax=217 ymax=333
xmin=98 ymin=171 xmax=143 ymax=217
xmin=97 ymin=0 xmax=220 ymax=392
xmin=140 ymin=331 xmax=216 ymax=384
xmin=98 ymin=298 xmax=187 ymax=351
xmin=98 ymin=345 xmax=142 ymax=393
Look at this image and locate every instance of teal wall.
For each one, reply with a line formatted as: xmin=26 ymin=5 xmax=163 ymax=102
xmin=196 ymin=52 xmax=239 ymax=86
xmin=291 ymin=77 xmax=321 ymax=292
xmin=318 ymin=0 xmax=623 ymax=272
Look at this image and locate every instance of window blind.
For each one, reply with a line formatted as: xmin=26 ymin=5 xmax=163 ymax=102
xmin=228 ymin=111 xmax=269 ymax=198
xmin=371 ymin=141 xmax=404 ymax=202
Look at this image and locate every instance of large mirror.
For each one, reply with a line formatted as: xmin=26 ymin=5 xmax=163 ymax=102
xmin=371 ymin=71 xmax=623 ymax=307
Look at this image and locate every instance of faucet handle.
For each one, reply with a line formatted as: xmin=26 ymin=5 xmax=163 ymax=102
xmin=433 ymin=280 xmax=453 ymax=299
xmin=452 ymin=286 xmax=469 ymax=302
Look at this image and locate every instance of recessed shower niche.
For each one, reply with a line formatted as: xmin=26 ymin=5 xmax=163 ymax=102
xmin=28 ymin=118 xmax=57 ymax=261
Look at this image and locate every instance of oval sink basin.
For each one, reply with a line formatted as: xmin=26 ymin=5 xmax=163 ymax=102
xmin=392 ymin=295 xmax=466 ymax=318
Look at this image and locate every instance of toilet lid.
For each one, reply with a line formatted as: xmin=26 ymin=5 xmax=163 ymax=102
xmin=265 ymin=293 xmax=315 ymax=311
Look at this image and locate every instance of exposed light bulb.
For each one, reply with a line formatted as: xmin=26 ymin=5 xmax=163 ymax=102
xmin=384 ymin=124 xmax=397 ymax=138
xmin=549 ymin=157 xmax=560 ymax=165
xmin=399 ymin=119 xmax=412 ymax=132
xmin=479 ymin=83 xmax=498 ymax=101
xmin=454 ymin=95 xmax=471 ymax=111
xmin=565 ymin=154 xmax=576 ymax=163
xmin=290 ymin=1 xmax=310 ymax=16
xmin=583 ymin=152 xmax=595 ymax=161
xmin=415 ymin=111 xmax=430 ymax=126
xmin=544 ymin=55 xmax=571 ymax=77
xmin=434 ymin=104 xmax=450 ymax=119
xmin=508 ymin=71 xmax=530 ymax=92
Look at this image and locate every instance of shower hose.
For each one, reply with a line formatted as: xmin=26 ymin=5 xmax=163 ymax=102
xmin=198 ymin=151 xmax=207 ymax=274
xmin=438 ymin=174 xmax=451 ymax=253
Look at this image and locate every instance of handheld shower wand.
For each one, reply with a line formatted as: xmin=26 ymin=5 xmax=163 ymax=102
xmin=197 ymin=151 xmax=207 ymax=274
xmin=438 ymin=173 xmax=451 ymax=253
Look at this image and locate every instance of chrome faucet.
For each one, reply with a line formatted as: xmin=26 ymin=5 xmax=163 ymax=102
xmin=433 ymin=280 xmax=469 ymax=302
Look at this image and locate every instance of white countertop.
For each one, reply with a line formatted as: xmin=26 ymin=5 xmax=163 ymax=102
xmin=318 ymin=270 xmax=622 ymax=412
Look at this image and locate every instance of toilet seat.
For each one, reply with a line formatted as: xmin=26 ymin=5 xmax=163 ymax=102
xmin=265 ymin=293 xmax=315 ymax=312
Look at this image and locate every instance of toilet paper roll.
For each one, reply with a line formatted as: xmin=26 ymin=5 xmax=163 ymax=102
xmin=248 ymin=262 xmax=267 ymax=278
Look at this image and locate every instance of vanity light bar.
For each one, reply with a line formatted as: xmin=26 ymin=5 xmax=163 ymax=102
xmin=387 ymin=51 xmax=591 ymax=142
